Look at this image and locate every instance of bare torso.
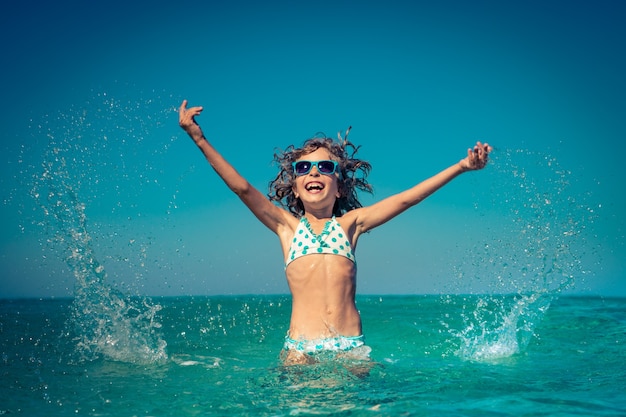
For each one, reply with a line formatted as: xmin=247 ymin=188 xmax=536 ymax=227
xmin=280 ymin=213 xmax=363 ymax=340
xmin=285 ymin=255 xmax=361 ymax=339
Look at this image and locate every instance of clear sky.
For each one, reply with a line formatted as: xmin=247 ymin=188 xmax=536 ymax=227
xmin=1 ymin=0 xmax=624 ymax=298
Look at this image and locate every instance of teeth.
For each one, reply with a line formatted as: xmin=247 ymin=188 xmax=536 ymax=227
xmin=306 ymin=182 xmax=323 ymax=191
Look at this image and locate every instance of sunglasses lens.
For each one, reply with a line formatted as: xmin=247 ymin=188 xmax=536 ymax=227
xmin=294 ymin=161 xmax=311 ymax=175
xmin=318 ymin=161 xmax=336 ymax=173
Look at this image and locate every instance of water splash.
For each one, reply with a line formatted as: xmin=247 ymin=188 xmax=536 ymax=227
xmin=29 ymin=93 xmax=172 ymax=365
xmin=453 ymin=292 xmax=552 ymax=362
xmin=448 ymin=149 xmax=598 ymax=362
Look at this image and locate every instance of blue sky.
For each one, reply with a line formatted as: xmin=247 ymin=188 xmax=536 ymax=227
xmin=1 ymin=0 xmax=624 ymax=298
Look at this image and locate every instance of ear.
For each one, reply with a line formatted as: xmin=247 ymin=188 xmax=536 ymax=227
xmin=335 ymin=184 xmax=341 ymax=199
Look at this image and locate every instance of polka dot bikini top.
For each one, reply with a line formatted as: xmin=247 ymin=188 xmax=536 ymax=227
xmin=285 ymin=216 xmax=355 ymax=267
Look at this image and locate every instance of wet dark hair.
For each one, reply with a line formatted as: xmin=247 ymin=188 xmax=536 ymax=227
xmin=268 ymin=127 xmax=373 ymax=217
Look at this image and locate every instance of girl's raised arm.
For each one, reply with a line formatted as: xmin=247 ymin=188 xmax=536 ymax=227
xmin=178 ymin=100 xmax=289 ymax=233
xmin=353 ymin=142 xmax=492 ymax=234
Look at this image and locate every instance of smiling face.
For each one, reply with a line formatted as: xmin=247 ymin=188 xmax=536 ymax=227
xmin=293 ymin=148 xmax=341 ymax=215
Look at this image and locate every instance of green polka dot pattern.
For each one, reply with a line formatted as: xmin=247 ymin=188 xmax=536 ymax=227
xmin=286 ymin=216 xmax=355 ymax=266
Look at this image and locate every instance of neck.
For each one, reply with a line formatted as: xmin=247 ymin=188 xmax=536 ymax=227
xmin=303 ymin=208 xmax=334 ymax=221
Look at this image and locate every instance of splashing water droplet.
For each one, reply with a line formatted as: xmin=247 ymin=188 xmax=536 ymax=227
xmin=29 ymin=93 xmax=173 ymax=365
xmin=446 ymin=149 xmax=598 ymax=362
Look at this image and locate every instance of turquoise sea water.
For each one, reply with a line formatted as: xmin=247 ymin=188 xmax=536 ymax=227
xmin=1 ymin=294 xmax=625 ymax=416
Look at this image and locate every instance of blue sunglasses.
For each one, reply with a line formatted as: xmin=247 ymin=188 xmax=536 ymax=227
xmin=292 ymin=160 xmax=339 ymax=176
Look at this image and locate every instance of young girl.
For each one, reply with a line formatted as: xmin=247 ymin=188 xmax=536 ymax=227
xmin=179 ymin=100 xmax=492 ymax=365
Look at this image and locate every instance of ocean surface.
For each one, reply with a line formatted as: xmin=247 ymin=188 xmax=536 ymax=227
xmin=1 ymin=293 xmax=625 ymax=416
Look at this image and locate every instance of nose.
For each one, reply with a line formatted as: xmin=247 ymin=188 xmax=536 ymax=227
xmin=308 ymin=165 xmax=321 ymax=176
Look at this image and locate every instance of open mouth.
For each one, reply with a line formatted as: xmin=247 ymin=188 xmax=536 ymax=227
xmin=305 ymin=181 xmax=324 ymax=192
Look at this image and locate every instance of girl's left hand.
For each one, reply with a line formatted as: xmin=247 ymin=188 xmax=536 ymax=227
xmin=460 ymin=141 xmax=492 ymax=171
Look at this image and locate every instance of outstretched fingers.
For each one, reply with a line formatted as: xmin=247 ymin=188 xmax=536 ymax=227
xmin=465 ymin=141 xmax=492 ymax=170
xmin=179 ymin=100 xmax=203 ymax=128
xmin=178 ymin=99 xmax=188 ymax=122
xmin=476 ymin=142 xmax=491 ymax=168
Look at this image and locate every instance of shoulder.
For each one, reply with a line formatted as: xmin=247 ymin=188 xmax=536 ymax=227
xmin=276 ymin=211 xmax=301 ymax=236
xmin=338 ymin=205 xmax=382 ymax=236
xmin=335 ymin=209 xmax=362 ymax=232
xmin=335 ymin=209 xmax=372 ymax=247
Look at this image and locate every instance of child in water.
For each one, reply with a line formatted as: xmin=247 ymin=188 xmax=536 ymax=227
xmin=179 ymin=100 xmax=492 ymax=365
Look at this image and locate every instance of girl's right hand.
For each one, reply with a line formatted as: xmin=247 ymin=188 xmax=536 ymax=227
xmin=178 ymin=100 xmax=204 ymax=139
